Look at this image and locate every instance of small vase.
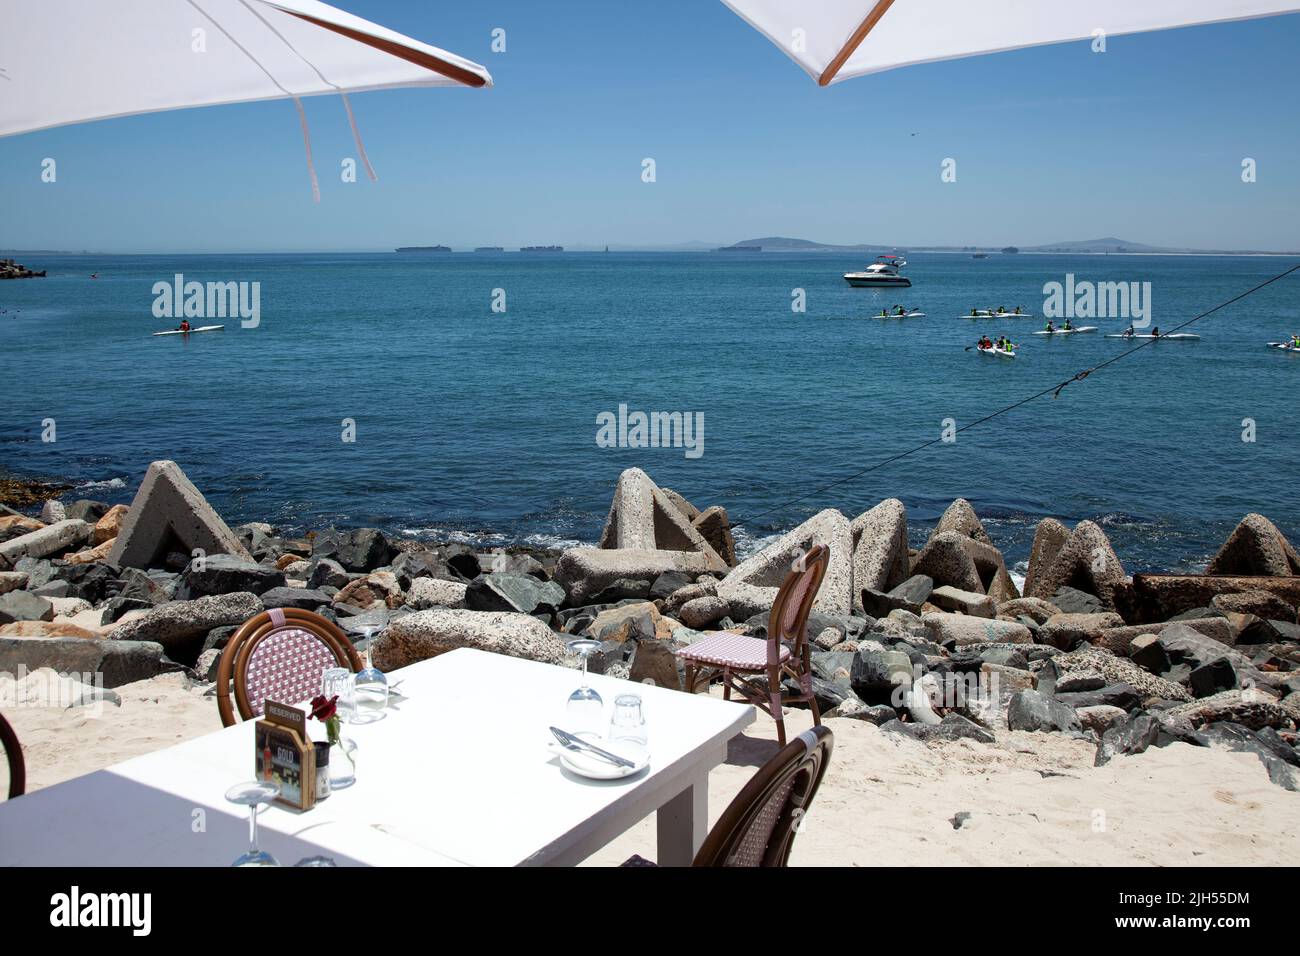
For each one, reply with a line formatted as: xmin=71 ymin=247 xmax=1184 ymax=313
xmin=329 ymin=737 xmax=357 ymax=790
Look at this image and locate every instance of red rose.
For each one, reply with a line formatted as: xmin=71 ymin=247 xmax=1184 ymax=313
xmin=310 ymin=694 xmax=338 ymax=722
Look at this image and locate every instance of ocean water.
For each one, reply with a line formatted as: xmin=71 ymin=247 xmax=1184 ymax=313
xmin=2 ymin=251 xmax=1297 ymax=573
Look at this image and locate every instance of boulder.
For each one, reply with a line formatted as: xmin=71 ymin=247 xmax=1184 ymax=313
xmin=628 ymin=640 xmax=685 ymax=691
xmin=464 ymin=572 xmax=563 ymax=616
xmin=649 ymin=570 xmax=693 ymax=602
xmin=108 ymin=460 xmax=252 ymax=569
xmin=39 ymin=500 xmax=67 ymax=524
xmin=332 ymin=571 xmax=404 ymax=611
xmin=1204 ymin=513 xmax=1300 ymax=577
xmin=174 ymin=553 xmax=285 ymax=600
xmin=715 ymin=509 xmax=853 ymax=619
xmin=1193 ymin=723 xmax=1300 ymax=791
xmin=928 ymin=585 xmax=995 ymax=618
xmin=849 ymin=499 xmax=910 ymax=608
xmin=1094 ymin=715 xmax=1161 ymax=765
xmin=0 ymin=637 xmax=175 ymax=687
xmin=0 ymin=519 xmax=93 ymax=569
xmin=258 ymin=587 xmax=332 ymax=610
xmin=1162 ymin=689 xmax=1292 ymax=731
xmin=1049 ymin=646 xmax=1191 ymax=702
xmin=583 ymin=602 xmax=666 ymax=643
xmin=0 ymin=514 xmax=44 ymax=543
xmin=1007 ymin=689 xmax=1081 ymax=733
xmin=311 ymin=528 xmax=395 ymax=573
xmin=307 ymin=557 xmax=351 ymax=590
xmin=677 ymin=595 xmax=729 ymax=630
xmin=0 ymin=591 xmax=55 ymax=624
xmin=554 ymin=548 xmax=716 ymax=607
xmin=0 ymin=620 xmax=100 ymax=639
xmin=92 ymin=504 xmax=130 ymax=544
xmin=1037 ymin=612 xmax=1125 ymax=651
xmin=369 ymin=608 xmax=566 ymax=670
xmin=1027 ymin=520 xmax=1126 ymax=611
xmin=65 ymin=500 xmax=111 ymax=523
xmin=1132 ymin=573 xmax=1300 ymax=623
xmin=1209 ymin=589 xmax=1297 ymax=623
xmin=662 ymin=579 xmax=718 ymax=615
xmin=1092 ymin=616 xmax=1235 ymax=656
xmin=912 ymin=531 xmax=983 ymax=593
xmin=1076 ymin=704 xmax=1129 ymax=735
xmin=692 ymin=506 xmax=737 ymax=567
xmin=64 ymin=539 xmax=116 ymax=565
xmin=932 ymin=498 xmax=992 ymax=545
xmin=406 ymin=577 xmax=468 ymax=610
xmin=1128 ymin=633 xmax=1170 ymax=672
xmin=1023 ymin=518 xmax=1070 ymax=599
xmin=1054 ymin=683 xmax=1141 ymax=711
xmin=0 ymin=571 xmax=28 ymax=595
xmin=921 ymin=613 xmax=1032 ymax=647
xmin=918 ymin=713 xmax=996 ymax=744
xmin=996 ymin=596 xmax=1061 ymax=625
xmin=598 ymin=468 xmax=727 ymax=572
xmin=109 ymin=592 xmax=263 ymax=652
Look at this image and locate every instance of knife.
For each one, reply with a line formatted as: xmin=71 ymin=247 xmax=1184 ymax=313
xmin=549 ymin=727 xmax=637 ymax=769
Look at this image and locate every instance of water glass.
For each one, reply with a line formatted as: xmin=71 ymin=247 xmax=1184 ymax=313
xmin=609 ymin=693 xmax=647 ymax=749
xmin=321 ymin=667 xmax=356 ymax=723
xmin=351 ymin=627 xmax=389 ymax=723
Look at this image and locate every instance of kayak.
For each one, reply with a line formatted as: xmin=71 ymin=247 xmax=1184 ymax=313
xmin=1103 ymin=333 xmax=1200 ymax=340
xmin=957 ymin=312 xmax=1032 ymax=319
xmin=152 ymin=325 xmax=224 ymax=337
xmin=1267 ymin=341 xmax=1300 ymax=352
xmin=1033 ymin=326 xmax=1097 ymax=335
xmin=871 ymin=311 xmax=925 ymax=318
xmin=977 ymin=345 xmax=1016 ymax=358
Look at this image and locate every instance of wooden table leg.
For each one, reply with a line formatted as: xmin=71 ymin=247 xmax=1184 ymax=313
xmin=656 ymin=770 xmax=708 ymax=866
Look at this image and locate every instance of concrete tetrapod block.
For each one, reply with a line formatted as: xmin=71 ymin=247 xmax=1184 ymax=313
xmin=1026 ymin=520 xmax=1126 ymax=611
xmin=554 ymin=548 xmax=718 ymax=607
xmin=597 ymin=468 xmax=727 ymax=573
xmin=717 ymin=508 xmax=852 ymax=620
xmin=0 ymin=519 xmax=92 ymax=570
xmin=1204 ymin=513 xmax=1300 ymax=577
xmin=108 ymin=460 xmax=252 ymax=570
xmin=1023 ymin=518 xmax=1070 ymax=599
xmin=932 ymin=497 xmax=992 ymax=545
xmin=849 ymin=499 xmax=910 ymax=611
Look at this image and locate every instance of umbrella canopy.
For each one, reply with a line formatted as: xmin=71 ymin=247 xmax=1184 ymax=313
xmin=720 ymin=0 xmax=1300 ymax=85
xmin=0 ymin=0 xmax=491 ymax=137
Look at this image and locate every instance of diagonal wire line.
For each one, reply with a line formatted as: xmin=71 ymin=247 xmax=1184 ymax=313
xmin=742 ymin=261 xmax=1300 ymax=525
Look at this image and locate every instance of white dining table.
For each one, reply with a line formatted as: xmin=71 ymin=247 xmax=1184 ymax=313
xmin=0 ymin=648 xmax=754 ymax=867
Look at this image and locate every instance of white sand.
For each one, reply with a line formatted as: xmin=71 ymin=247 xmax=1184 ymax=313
xmin=4 ymin=672 xmax=1296 ymax=866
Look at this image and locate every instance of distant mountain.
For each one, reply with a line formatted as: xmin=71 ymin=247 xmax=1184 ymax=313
xmin=725 ymin=235 xmax=1297 ymax=255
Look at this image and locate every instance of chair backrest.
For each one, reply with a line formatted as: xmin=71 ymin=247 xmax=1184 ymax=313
xmin=693 ymin=725 xmax=834 ymax=867
xmin=768 ymin=543 xmax=829 ymax=654
xmin=0 ymin=710 xmax=25 ymax=800
xmin=216 ymin=608 xmax=362 ymax=727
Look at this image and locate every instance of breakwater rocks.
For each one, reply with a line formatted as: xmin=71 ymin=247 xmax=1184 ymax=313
xmin=0 ymin=258 xmax=45 ymax=279
xmin=2 ymin=462 xmax=1298 ymax=789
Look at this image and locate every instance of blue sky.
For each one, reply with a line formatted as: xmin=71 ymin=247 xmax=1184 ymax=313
xmin=2 ymin=0 xmax=1298 ymax=252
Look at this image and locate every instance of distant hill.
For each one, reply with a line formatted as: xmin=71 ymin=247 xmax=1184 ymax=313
xmin=727 ymin=235 xmax=1296 ymax=255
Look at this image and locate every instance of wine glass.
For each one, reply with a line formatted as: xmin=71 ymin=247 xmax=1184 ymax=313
xmin=225 ymin=780 xmax=281 ymax=867
xmin=352 ymin=626 xmax=389 ymax=723
xmin=565 ymin=638 xmax=604 ymax=735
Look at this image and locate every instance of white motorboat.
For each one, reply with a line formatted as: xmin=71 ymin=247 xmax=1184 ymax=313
xmin=844 ymin=255 xmax=911 ymax=288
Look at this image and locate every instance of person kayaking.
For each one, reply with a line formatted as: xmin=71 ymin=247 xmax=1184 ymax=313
xmin=1291 ymin=334 xmax=1299 ymax=348
xmin=880 ymin=308 xmax=889 ymax=316
xmin=996 ymin=306 xmax=1006 ymax=314
xmin=978 ymin=335 xmax=992 ymax=350
xmin=1013 ymin=306 xmax=1023 ymax=315
xmin=1150 ymin=326 xmax=1161 ymax=338
xmin=895 ymin=305 xmax=907 ymax=316
xmin=1045 ymin=320 xmax=1056 ymax=333
xmin=178 ymin=319 xmax=191 ymax=332
xmin=1063 ymin=318 xmax=1073 ymax=331
xmin=1122 ymin=324 xmax=1136 ymax=337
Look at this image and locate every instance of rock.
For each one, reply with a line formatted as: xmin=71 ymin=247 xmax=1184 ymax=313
xmin=716 ymin=509 xmax=852 ymax=619
xmin=1076 ymin=704 xmax=1129 ymax=735
xmin=39 ymin=500 xmax=67 ymax=524
xmin=1204 ymin=513 xmax=1300 ymax=577
xmin=979 ymin=647 xmax=1030 ymax=670
xmin=0 ymin=514 xmax=45 ymax=543
xmin=0 ymin=637 xmax=176 ymax=687
xmin=662 ymin=580 xmax=718 ymax=614
xmin=370 ymin=608 xmax=566 ymax=670
xmin=307 ymin=557 xmax=350 ymax=590
xmin=1163 ymin=689 xmax=1292 ymax=731
xmin=0 ymin=590 xmax=54 ymax=624
xmin=554 ymin=548 xmax=716 ymax=607
xmin=849 ymin=649 xmax=913 ymax=704
xmin=890 ymin=574 xmax=933 ymax=606
xmin=996 ymin=596 xmax=1061 ymax=625
xmin=1023 ymin=518 xmax=1070 ymax=598
xmin=108 ymin=460 xmax=252 ymax=569
xmin=92 ymin=504 xmax=130 ymax=545
xmin=1128 ymin=633 xmax=1170 ymax=672
xmin=678 ymin=595 xmax=729 ymax=630
xmin=861 ymin=586 xmax=921 ymax=619
xmin=1007 ymin=689 xmax=1081 ymax=733
xmin=1132 ymin=573 xmax=1300 ymax=623
xmin=463 ymin=572 xmax=564 ymax=616
xmin=109 ymin=592 xmax=263 ymax=653
xmin=1038 ymin=612 xmax=1124 ymax=651
xmin=1210 ymin=589 xmax=1297 ymax=623
xmin=912 ymin=531 xmax=983 ymax=593
xmin=0 ymin=519 xmax=93 ymax=569
xmin=0 ymin=571 xmax=28 ymax=595
xmin=388 ymin=550 xmax=455 ymax=588
xmin=584 ymin=602 xmax=663 ymax=643
xmin=64 ymin=538 xmax=116 ymax=565
xmin=829 ymin=699 xmax=897 ymax=724
xmin=1094 ymin=715 xmax=1162 ymax=765
xmin=922 ymin=613 xmax=1032 ymax=647
xmin=1050 ymin=646 xmax=1191 ymax=701
xmin=1158 ymin=622 xmax=1261 ymax=679
xmin=628 ymin=640 xmax=684 ymax=690
xmin=0 ymin=620 xmax=99 ymax=638
xmin=588 ymin=578 xmax=652 ymax=605
xmin=65 ymin=500 xmax=110 ymax=523
xmin=311 ymin=528 xmax=396 ymax=573
xmin=598 ymin=468 xmax=727 ymax=571
xmin=919 ymin=713 xmax=996 ymax=744
xmin=1050 ymin=586 xmax=1104 ymax=615
xmin=333 ymin=608 xmax=397 ymax=639
xmin=406 ymin=577 xmax=468 ymax=610
xmin=335 ymin=571 xmax=407 ymax=611
xmin=1054 ymin=683 xmax=1141 ymax=710
xmin=1192 ymin=722 xmax=1300 ymax=790
xmin=692 ymin=506 xmax=737 ymax=567
xmin=174 ymin=553 xmax=285 ymax=600
xmin=258 ymin=586 xmax=332 ymax=610
xmin=849 ymin=499 xmax=910 ymax=607
xmin=1027 ymin=520 xmax=1127 ymax=611
xmin=932 ymin=498 xmax=993 ymax=545
xmin=1093 ymin=617 xmax=1235 ymax=657
xmin=929 ymin=585 xmax=995 ymax=618
xmin=1238 ymin=617 xmax=1300 ymax=646
xmin=195 ymin=647 xmax=223 ymax=682
xmin=649 ymin=570 xmax=693 ymax=601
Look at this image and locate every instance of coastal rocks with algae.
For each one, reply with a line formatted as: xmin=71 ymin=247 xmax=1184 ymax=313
xmin=2 ymin=462 xmax=1299 ymax=787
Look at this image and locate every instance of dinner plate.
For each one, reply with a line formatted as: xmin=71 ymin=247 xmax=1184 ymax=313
xmin=549 ymin=733 xmax=650 ymax=780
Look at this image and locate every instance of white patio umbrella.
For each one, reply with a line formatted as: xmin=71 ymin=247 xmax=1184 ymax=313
xmin=0 ymin=0 xmax=491 ymax=197
xmin=720 ymin=0 xmax=1300 ymax=85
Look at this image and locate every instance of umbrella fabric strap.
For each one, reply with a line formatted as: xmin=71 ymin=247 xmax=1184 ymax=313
xmin=292 ymin=96 xmax=321 ymax=203
xmin=341 ymin=93 xmax=378 ymax=182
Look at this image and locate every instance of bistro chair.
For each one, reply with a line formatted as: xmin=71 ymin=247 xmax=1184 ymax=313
xmin=1 ymin=710 xmax=25 ymax=799
xmin=216 ymin=608 xmax=363 ymax=727
xmin=676 ymin=544 xmax=829 ymax=746
xmin=624 ymin=725 xmax=834 ymax=867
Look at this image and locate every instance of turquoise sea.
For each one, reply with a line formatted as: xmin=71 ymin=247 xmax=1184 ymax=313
xmin=2 ymin=251 xmax=1297 ymax=573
